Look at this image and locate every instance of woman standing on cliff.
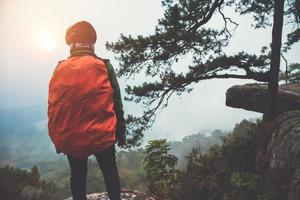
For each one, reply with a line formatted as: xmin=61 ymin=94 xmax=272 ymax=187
xmin=48 ymin=21 xmax=126 ymax=200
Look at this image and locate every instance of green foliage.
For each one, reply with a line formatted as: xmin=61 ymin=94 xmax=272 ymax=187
xmin=144 ymin=139 xmax=178 ymax=197
xmin=39 ymin=150 xmax=147 ymax=199
xmin=171 ymin=145 xmax=224 ymax=200
xmin=117 ymin=149 xmax=147 ymax=191
xmin=169 ymin=130 xmax=226 ymax=168
xmin=0 ymin=165 xmax=57 ymax=200
xmin=279 ymin=63 xmax=300 ymax=83
xmin=283 ymin=28 xmax=300 ymax=52
xmin=221 ymin=120 xmax=260 ymax=172
xmin=0 ymin=130 xmax=223 ymax=199
xmin=170 ymin=120 xmax=268 ymax=200
xmin=228 ymin=172 xmax=262 ymax=199
xmin=226 ymin=0 xmax=274 ymax=28
xmin=0 ymin=122 xmax=271 ymax=199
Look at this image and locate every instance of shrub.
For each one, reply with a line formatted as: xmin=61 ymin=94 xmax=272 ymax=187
xmin=143 ymin=139 xmax=178 ymax=198
xmin=170 ymin=120 xmax=268 ymax=200
xmin=0 ymin=165 xmax=57 ymax=200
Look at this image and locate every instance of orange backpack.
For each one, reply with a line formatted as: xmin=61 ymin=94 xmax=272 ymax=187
xmin=48 ymin=55 xmax=117 ymax=159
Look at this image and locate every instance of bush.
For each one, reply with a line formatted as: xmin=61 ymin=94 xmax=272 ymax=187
xmin=0 ymin=165 xmax=57 ymax=200
xmin=144 ymin=139 xmax=178 ymax=198
xmin=170 ymin=120 xmax=268 ymax=200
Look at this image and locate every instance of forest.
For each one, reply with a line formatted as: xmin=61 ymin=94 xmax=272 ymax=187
xmin=0 ymin=127 xmax=228 ymax=199
xmin=0 ymin=0 xmax=300 ymax=199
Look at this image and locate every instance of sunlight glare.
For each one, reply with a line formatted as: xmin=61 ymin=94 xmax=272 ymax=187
xmin=36 ymin=30 xmax=56 ymax=51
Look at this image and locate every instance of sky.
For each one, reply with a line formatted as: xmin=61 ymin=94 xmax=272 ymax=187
xmin=0 ymin=0 xmax=299 ymax=142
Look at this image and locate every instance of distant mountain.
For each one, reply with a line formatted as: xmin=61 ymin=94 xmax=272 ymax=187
xmin=0 ymin=104 xmax=228 ymax=170
xmin=0 ymin=105 xmax=46 ymax=133
xmin=0 ymin=105 xmax=228 ymax=200
xmin=168 ymin=129 xmax=227 ymax=168
xmin=0 ymin=105 xmax=57 ymax=168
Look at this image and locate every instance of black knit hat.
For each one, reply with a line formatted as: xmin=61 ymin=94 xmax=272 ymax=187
xmin=65 ymin=21 xmax=97 ymax=45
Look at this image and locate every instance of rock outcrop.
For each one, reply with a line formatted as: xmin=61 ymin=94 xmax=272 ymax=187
xmin=64 ymin=189 xmax=156 ymax=200
xmin=266 ymin=111 xmax=300 ymax=200
xmin=225 ymin=83 xmax=300 ymax=200
xmin=226 ymin=83 xmax=300 ymax=113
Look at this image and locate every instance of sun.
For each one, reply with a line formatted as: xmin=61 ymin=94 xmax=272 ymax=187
xmin=36 ymin=31 xmax=56 ymax=51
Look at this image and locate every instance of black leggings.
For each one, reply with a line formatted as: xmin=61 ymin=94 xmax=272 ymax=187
xmin=67 ymin=145 xmax=121 ymax=200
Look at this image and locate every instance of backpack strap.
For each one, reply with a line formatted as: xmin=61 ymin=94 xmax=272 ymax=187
xmin=97 ymin=57 xmax=126 ymax=145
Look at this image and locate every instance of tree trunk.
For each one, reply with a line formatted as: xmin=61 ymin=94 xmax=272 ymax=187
xmin=263 ymin=0 xmax=285 ymax=122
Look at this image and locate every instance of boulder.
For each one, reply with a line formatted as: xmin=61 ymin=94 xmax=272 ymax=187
xmin=266 ymin=111 xmax=300 ymax=200
xmin=226 ymin=83 xmax=300 ymax=199
xmin=64 ymin=189 xmax=156 ymax=200
xmin=226 ymin=83 xmax=300 ymax=114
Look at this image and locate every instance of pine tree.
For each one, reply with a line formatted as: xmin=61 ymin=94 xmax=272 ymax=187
xmin=143 ymin=139 xmax=178 ymax=198
xmin=107 ymin=0 xmax=300 ymax=145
